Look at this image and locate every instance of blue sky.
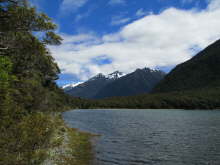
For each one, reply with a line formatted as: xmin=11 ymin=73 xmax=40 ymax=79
xmin=30 ymin=0 xmax=220 ymax=86
xmin=33 ymin=0 xmax=208 ymax=35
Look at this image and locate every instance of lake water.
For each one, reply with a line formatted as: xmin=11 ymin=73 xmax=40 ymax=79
xmin=63 ymin=109 xmax=220 ymax=165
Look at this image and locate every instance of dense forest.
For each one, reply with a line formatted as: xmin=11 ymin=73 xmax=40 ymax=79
xmin=84 ymin=87 xmax=220 ymax=109
xmin=0 ymin=1 xmax=92 ymax=164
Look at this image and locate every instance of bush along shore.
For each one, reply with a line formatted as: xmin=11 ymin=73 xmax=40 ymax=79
xmin=1 ymin=111 xmax=95 ymax=165
xmin=0 ymin=1 xmax=95 ymax=164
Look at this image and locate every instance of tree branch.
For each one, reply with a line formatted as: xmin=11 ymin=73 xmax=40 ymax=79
xmin=0 ymin=47 xmax=8 ymax=50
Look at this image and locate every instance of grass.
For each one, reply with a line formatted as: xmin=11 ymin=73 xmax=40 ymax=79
xmin=43 ymin=113 xmax=95 ymax=165
xmin=0 ymin=110 xmax=95 ymax=165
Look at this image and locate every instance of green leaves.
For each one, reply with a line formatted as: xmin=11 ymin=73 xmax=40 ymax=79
xmin=0 ymin=56 xmax=12 ymax=87
xmin=43 ymin=31 xmax=63 ymax=45
xmin=0 ymin=112 xmax=55 ymax=165
xmin=0 ymin=0 xmax=62 ymax=47
xmin=0 ymin=56 xmax=12 ymax=75
xmin=0 ymin=2 xmax=74 ymax=164
xmin=0 ymin=2 xmax=56 ymax=32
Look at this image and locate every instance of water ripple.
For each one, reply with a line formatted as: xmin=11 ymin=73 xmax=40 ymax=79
xmin=63 ymin=109 xmax=220 ymax=165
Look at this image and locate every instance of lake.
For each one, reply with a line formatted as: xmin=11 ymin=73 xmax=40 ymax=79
xmin=63 ymin=109 xmax=220 ymax=165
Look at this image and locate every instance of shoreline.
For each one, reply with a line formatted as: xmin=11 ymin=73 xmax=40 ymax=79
xmin=43 ymin=113 xmax=96 ymax=165
xmin=67 ymin=108 xmax=220 ymax=111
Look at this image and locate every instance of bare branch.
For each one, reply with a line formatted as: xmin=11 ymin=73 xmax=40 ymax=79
xmin=0 ymin=47 xmax=8 ymax=50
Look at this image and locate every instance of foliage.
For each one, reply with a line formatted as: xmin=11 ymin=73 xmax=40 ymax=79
xmin=0 ymin=113 xmax=55 ymax=165
xmin=0 ymin=56 xmax=12 ymax=83
xmin=0 ymin=1 xmax=83 ymax=164
xmin=75 ymin=87 xmax=220 ymax=110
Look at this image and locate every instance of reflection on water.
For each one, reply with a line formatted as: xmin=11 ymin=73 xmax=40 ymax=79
xmin=63 ymin=109 xmax=220 ymax=165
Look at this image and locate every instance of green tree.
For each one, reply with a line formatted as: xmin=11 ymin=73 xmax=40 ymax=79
xmin=0 ymin=1 xmax=72 ymax=164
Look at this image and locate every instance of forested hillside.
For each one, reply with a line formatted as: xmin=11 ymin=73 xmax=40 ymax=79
xmin=87 ymin=87 xmax=220 ymax=109
xmin=0 ymin=1 xmax=91 ymax=164
xmin=153 ymin=39 xmax=220 ymax=93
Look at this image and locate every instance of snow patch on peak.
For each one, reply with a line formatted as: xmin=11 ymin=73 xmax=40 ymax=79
xmin=89 ymin=71 xmax=126 ymax=81
xmin=62 ymin=82 xmax=83 ymax=89
xmin=106 ymin=71 xmax=126 ymax=79
xmin=142 ymin=67 xmax=160 ymax=73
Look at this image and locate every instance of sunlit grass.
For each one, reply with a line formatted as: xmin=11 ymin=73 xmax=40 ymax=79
xmin=43 ymin=114 xmax=94 ymax=165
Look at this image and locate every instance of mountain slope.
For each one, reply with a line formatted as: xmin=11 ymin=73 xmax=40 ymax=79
xmin=153 ymin=39 xmax=220 ymax=93
xmin=94 ymin=68 xmax=166 ymax=98
xmin=65 ymin=71 xmax=124 ymax=98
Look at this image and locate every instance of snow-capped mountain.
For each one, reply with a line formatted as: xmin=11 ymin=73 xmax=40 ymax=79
xmin=106 ymin=71 xmax=126 ymax=79
xmin=94 ymin=68 xmax=166 ymax=98
xmin=62 ymin=82 xmax=83 ymax=91
xmin=88 ymin=73 xmax=106 ymax=81
xmin=63 ymin=71 xmax=125 ymax=98
xmin=64 ymin=68 xmax=166 ymax=99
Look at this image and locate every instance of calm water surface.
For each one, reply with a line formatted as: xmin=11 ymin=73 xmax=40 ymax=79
xmin=63 ymin=109 xmax=220 ymax=165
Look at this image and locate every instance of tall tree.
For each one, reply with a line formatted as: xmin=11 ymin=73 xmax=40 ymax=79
xmin=0 ymin=1 xmax=70 ymax=164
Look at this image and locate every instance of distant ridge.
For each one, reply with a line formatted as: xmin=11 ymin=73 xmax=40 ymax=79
xmin=64 ymin=71 xmax=124 ymax=99
xmin=64 ymin=68 xmax=165 ymax=99
xmin=94 ymin=68 xmax=165 ymax=98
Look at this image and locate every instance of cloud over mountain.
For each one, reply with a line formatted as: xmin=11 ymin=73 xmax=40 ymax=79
xmin=50 ymin=0 xmax=220 ymax=81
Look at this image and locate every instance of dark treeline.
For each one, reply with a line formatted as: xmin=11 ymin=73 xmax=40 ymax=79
xmin=81 ymin=87 xmax=220 ymax=110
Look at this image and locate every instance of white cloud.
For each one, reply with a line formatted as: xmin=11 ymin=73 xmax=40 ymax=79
xmin=109 ymin=0 xmax=126 ymax=5
xmin=50 ymin=0 xmax=220 ymax=81
xmin=74 ymin=5 xmax=97 ymax=22
xmin=136 ymin=9 xmax=149 ymax=17
xmin=60 ymin=0 xmax=88 ymax=15
xmin=111 ymin=16 xmax=131 ymax=26
xmin=208 ymin=0 xmax=220 ymax=10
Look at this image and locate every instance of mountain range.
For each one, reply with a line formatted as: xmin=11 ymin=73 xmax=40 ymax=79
xmin=64 ymin=68 xmax=166 ymax=99
xmin=63 ymin=39 xmax=220 ymax=109
xmin=87 ymin=39 xmax=220 ymax=109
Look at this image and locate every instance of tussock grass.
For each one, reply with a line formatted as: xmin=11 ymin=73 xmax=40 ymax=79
xmin=43 ymin=114 xmax=94 ymax=165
